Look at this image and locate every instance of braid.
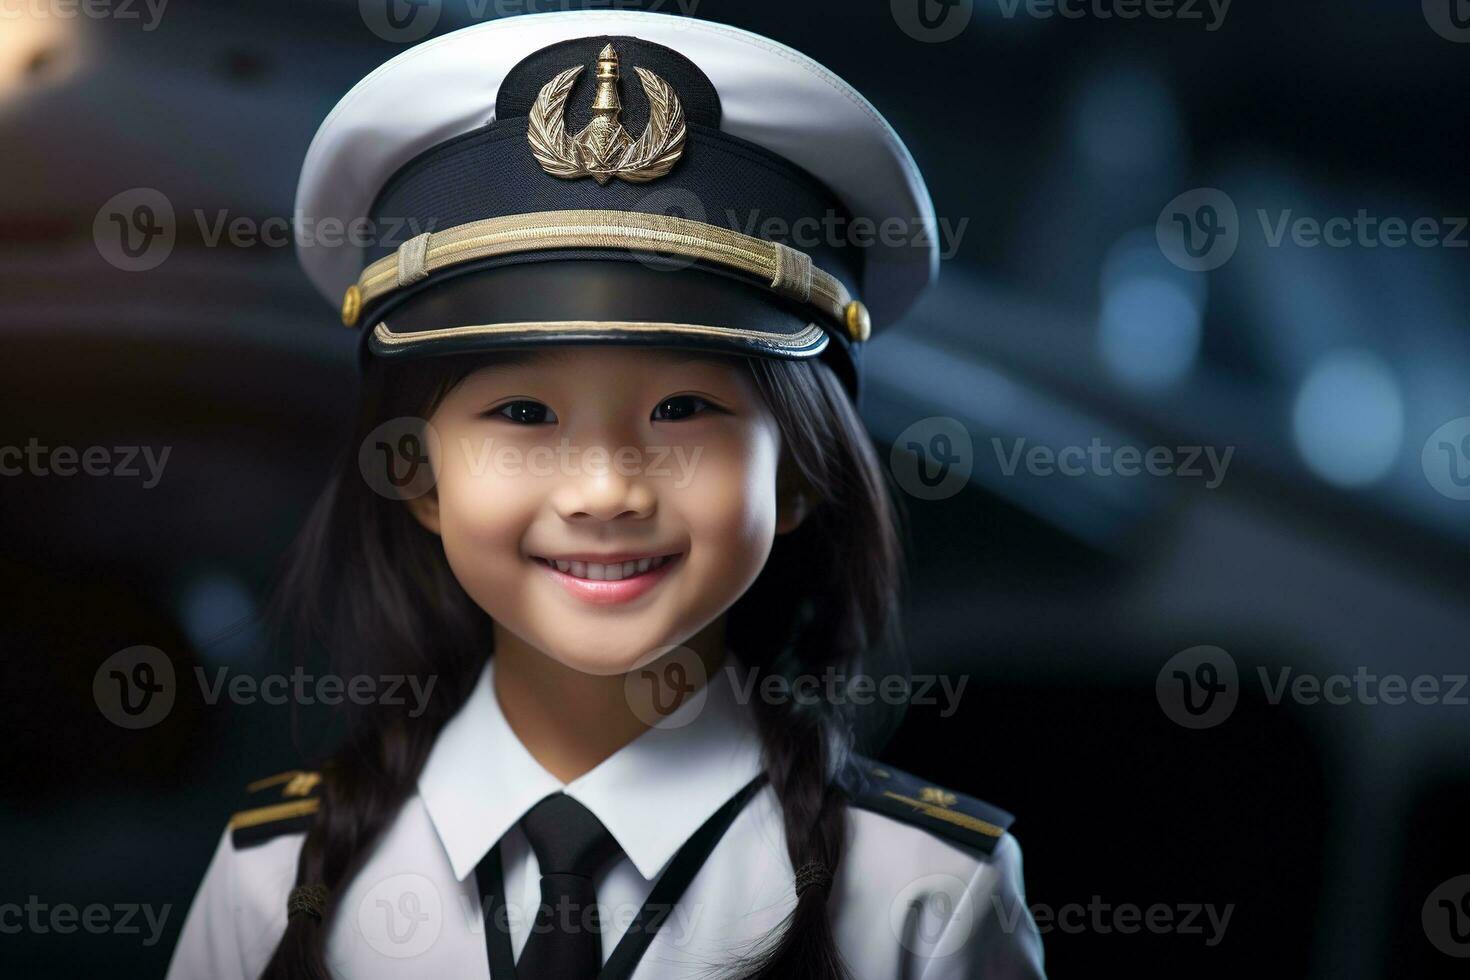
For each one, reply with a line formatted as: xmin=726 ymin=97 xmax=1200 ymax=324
xmin=721 ymin=356 xmax=905 ymax=980
xmin=256 ymin=355 xmax=496 ymax=978
xmin=260 ymin=722 xmax=431 ymax=979
xmin=732 ymin=703 xmax=854 ymax=980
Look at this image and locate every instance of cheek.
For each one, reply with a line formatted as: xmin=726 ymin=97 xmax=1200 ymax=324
xmin=430 ymin=437 xmax=538 ymax=588
xmin=671 ymin=424 xmax=781 ymax=579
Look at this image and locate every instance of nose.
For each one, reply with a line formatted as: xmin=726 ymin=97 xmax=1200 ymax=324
xmin=550 ymin=447 xmax=658 ymax=522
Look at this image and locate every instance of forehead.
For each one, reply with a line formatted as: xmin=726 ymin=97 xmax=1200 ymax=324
xmin=465 ymin=346 xmax=746 ymax=378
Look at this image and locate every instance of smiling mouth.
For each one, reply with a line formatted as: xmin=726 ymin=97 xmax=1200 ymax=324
xmin=530 ymin=553 xmax=681 ymax=582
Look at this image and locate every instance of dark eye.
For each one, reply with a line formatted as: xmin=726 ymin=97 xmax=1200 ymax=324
xmin=493 ymin=400 xmax=557 ymax=424
xmin=652 ymin=395 xmax=714 ymax=422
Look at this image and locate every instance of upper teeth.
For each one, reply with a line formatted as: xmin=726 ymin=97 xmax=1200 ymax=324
xmin=545 ymin=555 xmax=674 ymax=580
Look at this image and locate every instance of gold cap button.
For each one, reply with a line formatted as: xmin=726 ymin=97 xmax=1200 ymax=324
xmin=340 ymin=285 xmax=362 ymax=328
xmin=843 ymin=300 xmax=871 ymax=343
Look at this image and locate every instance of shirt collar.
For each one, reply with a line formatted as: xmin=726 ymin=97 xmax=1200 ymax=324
xmin=418 ymin=654 xmax=765 ymax=883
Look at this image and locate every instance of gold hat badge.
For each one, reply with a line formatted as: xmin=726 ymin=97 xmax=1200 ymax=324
xmin=528 ymin=44 xmax=686 ymax=185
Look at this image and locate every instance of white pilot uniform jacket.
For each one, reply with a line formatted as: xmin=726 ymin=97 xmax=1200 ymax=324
xmin=167 ymin=657 xmax=1046 ymax=979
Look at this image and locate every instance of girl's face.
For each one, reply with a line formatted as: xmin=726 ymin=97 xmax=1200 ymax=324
xmin=408 ymin=346 xmax=800 ymax=676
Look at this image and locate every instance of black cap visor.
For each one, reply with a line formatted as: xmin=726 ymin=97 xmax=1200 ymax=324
xmin=364 ymin=252 xmax=858 ymax=391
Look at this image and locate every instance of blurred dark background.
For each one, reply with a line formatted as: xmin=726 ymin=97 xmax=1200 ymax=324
xmin=3 ymin=1 xmax=1468 ymax=977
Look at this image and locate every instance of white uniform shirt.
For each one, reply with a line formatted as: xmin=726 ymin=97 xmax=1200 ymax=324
xmin=167 ymin=658 xmax=1046 ymax=979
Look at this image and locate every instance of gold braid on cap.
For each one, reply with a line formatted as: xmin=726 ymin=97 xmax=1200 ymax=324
xmin=287 ymin=884 xmax=329 ymax=920
xmin=340 ymin=209 xmax=871 ymax=345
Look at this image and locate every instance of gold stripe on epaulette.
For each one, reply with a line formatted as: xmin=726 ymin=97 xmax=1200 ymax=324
xmin=246 ymin=770 xmax=320 ymax=796
xmin=245 ymin=770 xmax=298 ymax=793
xmin=229 ymin=798 xmax=320 ymax=831
xmin=882 ymin=791 xmax=1005 ymax=838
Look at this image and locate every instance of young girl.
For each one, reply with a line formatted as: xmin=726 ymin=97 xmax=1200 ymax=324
xmin=168 ymin=12 xmax=1043 ymax=980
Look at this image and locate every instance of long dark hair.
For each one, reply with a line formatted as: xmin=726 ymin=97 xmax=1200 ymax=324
xmin=260 ymin=347 xmax=906 ymax=979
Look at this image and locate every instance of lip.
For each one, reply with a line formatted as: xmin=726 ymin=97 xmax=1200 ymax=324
xmin=536 ymin=551 xmax=674 ymax=564
xmin=531 ymin=552 xmax=682 ymax=605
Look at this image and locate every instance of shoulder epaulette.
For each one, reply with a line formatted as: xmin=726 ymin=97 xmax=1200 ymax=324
xmin=229 ymin=769 xmax=322 ymax=849
xmin=842 ymin=755 xmax=1014 ymax=856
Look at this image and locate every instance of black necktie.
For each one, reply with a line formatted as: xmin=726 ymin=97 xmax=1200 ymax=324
xmin=516 ymin=793 xmax=624 ymax=979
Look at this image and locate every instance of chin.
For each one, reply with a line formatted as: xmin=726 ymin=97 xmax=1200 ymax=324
xmin=545 ymin=648 xmax=653 ymax=678
xmin=531 ymin=613 xmax=718 ymax=677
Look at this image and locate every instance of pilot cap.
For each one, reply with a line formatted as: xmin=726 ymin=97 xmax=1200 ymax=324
xmin=294 ymin=11 xmax=938 ymax=396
